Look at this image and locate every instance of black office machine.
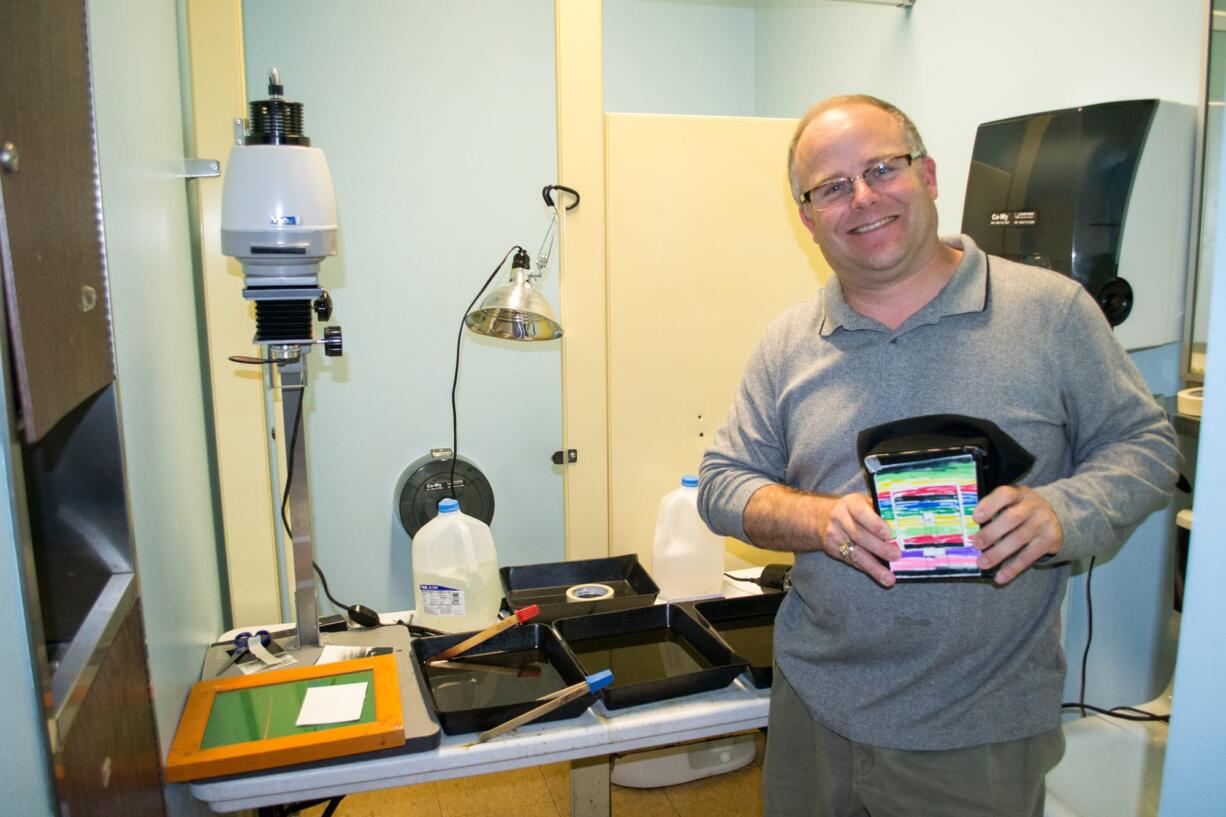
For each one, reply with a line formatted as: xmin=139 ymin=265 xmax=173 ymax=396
xmin=962 ymin=99 xmax=1194 ymax=351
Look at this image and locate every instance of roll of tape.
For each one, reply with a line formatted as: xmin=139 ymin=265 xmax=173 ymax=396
xmin=565 ymin=583 xmax=614 ymax=602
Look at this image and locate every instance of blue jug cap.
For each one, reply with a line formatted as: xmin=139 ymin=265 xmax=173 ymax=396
xmin=681 ymin=475 xmax=699 ymax=488
xmin=438 ymin=498 xmax=460 ymax=513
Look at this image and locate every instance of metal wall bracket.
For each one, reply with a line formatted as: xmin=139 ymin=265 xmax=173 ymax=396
xmin=183 ymin=158 xmax=221 ymax=179
xmin=828 ymin=0 xmax=914 ymax=6
xmin=552 ymin=449 xmax=578 ymax=465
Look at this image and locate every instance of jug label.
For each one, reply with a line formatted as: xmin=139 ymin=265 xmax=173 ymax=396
xmin=420 ymin=583 xmax=466 ymax=617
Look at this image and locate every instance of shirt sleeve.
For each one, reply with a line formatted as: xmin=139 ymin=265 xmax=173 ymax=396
xmin=697 ymin=323 xmax=789 ymax=543
xmin=1033 ymin=287 xmax=1182 ymax=563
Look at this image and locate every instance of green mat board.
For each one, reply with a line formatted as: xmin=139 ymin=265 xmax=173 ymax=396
xmin=201 ymin=669 xmax=377 ymax=749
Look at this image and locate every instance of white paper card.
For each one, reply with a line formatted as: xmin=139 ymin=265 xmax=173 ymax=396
xmin=315 ymin=645 xmax=370 ymax=666
xmin=237 ymin=652 xmax=296 ymax=675
xmin=295 ymin=682 xmax=369 ymax=726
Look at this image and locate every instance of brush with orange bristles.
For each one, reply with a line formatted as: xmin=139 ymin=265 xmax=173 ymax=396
xmin=428 ymin=605 xmax=540 ymax=663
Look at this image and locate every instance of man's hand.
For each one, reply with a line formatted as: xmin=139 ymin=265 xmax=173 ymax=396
xmin=972 ymin=485 xmax=1063 ymax=585
xmin=743 ymin=485 xmax=898 ymax=587
xmin=816 ymin=493 xmax=899 ymax=588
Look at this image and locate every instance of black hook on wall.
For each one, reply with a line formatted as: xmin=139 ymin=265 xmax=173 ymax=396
xmin=542 ymin=184 xmax=580 ymax=211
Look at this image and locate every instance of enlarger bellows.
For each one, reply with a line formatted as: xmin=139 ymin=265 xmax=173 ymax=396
xmin=253 ymin=299 xmax=314 ymax=342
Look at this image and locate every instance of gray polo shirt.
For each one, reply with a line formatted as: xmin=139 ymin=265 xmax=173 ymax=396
xmin=698 ymin=234 xmax=1180 ymax=751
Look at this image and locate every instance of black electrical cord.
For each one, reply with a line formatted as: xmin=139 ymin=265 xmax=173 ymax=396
xmin=447 ymin=246 xmax=521 ymax=501
xmin=270 ymin=796 xmax=344 ymax=817
xmin=1077 ymin=555 xmax=1095 ymax=718
xmin=1059 ymin=555 xmax=1170 ymax=724
xmin=277 ymin=376 xmax=381 ymax=628
xmin=277 ymin=380 xmax=334 ymax=602
xmin=274 ymin=382 xmax=446 ymax=639
xmin=312 ymin=555 xmax=348 ymax=611
xmin=272 ymin=245 xmax=541 ymax=636
xmin=279 ymin=377 xmax=305 ymax=539
xmin=1060 ymin=703 xmax=1170 ymax=723
xmin=397 ymin=614 xmax=447 ymax=639
xmin=725 ymin=564 xmax=793 ymax=591
xmin=1112 ymin=705 xmax=1171 ymax=721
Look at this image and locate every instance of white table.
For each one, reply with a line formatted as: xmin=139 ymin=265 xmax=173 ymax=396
xmin=189 ymin=674 xmax=770 ymax=814
xmin=191 ymin=573 xmax=774 ymax=815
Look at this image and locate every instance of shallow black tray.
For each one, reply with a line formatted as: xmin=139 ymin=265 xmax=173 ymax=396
xmin=411 ymin=623 xmax=594 ymax=735
xmin=553 ymin=604 xmax=746 ymax=709
xmin=692 ymin=592 xmax=784 ymax=688
xmin=500 ymin=555 xmax=659 ymax=622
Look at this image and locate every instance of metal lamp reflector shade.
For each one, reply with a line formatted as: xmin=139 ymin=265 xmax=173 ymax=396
xmin=465 ymin=271 xmax=563 ymax=340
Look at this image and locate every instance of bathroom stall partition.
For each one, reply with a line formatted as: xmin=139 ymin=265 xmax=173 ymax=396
xmin=604 ymin=113 xmax=829 ymax=570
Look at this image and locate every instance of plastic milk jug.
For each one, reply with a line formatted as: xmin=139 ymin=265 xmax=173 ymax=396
xmin=651 ymin=475 xmax=725 ymax=600
xmin=411 ymin=498 xmax=502 ymax=632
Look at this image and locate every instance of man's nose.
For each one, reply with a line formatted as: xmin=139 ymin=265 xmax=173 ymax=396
xmin=849 ymin=177 xmax=879 ymax=208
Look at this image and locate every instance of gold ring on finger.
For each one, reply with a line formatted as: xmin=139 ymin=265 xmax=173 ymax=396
xmin=838 ymin=541 xmax=857 ymax=562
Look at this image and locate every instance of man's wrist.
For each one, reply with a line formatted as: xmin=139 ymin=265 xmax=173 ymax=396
xmin=744 ymin=484 xmax=833 ymax=553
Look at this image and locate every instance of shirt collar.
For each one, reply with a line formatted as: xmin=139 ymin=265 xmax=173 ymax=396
xmin=818 ymin=233 xmax=989 ymax=337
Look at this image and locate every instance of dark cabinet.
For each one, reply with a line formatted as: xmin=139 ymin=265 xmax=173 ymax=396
xmin=0 ymin=2 xmax=166 ymax=815
xmin=57 ymin=600 xmax=165 ymax=817
xmin=0 ymin=0 xmax=115 ymax=444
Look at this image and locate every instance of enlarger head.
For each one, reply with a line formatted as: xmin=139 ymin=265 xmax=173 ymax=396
xmin=220 ymin=69 xmax=341 ymax=352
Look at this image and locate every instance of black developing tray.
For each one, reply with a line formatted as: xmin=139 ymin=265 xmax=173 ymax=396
xmin=692 ymin=592 xmax=784 ymax=688
xmin=500 ymin=554 xmax=659 ymax=622
xmin=411 ymin=623 xmax=595 ymax=735
xmin=553 ymin=604 xmax=746 ymax=709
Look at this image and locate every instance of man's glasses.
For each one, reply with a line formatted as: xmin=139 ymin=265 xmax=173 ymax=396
xmin=801 ymin=152 xmax=925 ymax=211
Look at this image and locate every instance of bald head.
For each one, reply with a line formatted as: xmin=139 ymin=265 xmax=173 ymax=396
xmin=787 ymin=95 xmax=927 ymax=203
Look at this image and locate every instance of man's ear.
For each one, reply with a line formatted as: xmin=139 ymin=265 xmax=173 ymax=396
xmin=799 ymin=202 xmax=816 ymax=235
xmin=922 ymin=155 xmax=939 ymax=200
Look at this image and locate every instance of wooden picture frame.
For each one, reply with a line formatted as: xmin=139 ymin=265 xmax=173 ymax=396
xmin=165 ymin=654 xmax=404 ymax=782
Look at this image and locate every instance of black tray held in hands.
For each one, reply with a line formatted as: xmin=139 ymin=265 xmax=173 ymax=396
xmin=411 ymin=623 xmax=595 ymax=735
xmin=553 ymin=604 xmax=746 ymax=710
xmin=692 ymin=592 xmax=784 ymax=689
xmin=500 ymin=554 xmax=659 ymax=622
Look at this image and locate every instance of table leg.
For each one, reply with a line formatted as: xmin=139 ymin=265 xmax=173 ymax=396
xmin=570 ymin=754 xmax=611 ymax=817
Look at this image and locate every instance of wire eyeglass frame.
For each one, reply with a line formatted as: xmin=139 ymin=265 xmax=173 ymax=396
xmin=801 ymin=151 xmax=925 ymax=211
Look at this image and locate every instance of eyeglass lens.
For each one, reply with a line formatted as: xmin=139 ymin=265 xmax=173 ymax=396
xmin=806 ymin=154 xmax=917 ymax=210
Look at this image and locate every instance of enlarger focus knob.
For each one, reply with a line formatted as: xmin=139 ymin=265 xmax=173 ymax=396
xmin=314 ymin=291 xmax=333 ymax=321
xmin=323 ymin=325 xmax=343 ymax=357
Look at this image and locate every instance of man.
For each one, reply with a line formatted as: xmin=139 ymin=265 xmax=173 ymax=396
xmin=697 ymin=95 xmax=1180 ymax=817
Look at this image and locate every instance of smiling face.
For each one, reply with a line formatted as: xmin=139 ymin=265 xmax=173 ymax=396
xmin=794 ymin=103 xmax=941 ymax=291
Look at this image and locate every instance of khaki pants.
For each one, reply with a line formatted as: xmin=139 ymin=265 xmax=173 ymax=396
xmin=763 ymin=667 xmax=1065 ymax=817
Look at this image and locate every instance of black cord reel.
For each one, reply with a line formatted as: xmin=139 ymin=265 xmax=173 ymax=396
xmin=396 ymin=451 xmax=495 ymax=537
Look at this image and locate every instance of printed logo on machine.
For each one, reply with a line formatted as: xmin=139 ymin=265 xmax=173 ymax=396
xmin=989 ymin=210 xmax=1038 ymax=227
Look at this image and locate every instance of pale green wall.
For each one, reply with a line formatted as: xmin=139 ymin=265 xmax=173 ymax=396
xmin=1164 ymin=5 xmax=1226 ymax=806
xmin=241 ymin=0 xmax=563 ymax=615
xmin=0 ymin=383 xmax=55 ymax=814
xmin=753 ymin=0 xmax=1203 ymax=233
xmin=88 ymin=1 xmax=224 ymax=814
xmin=604 ymin=0 xmax=756 ymax=115
xmin=1161 ymin=95 xmax=1226 ymax=814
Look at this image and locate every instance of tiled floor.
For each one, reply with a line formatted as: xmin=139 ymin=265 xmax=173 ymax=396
xmin=300 ymin=732 xmax=765 ymax=817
